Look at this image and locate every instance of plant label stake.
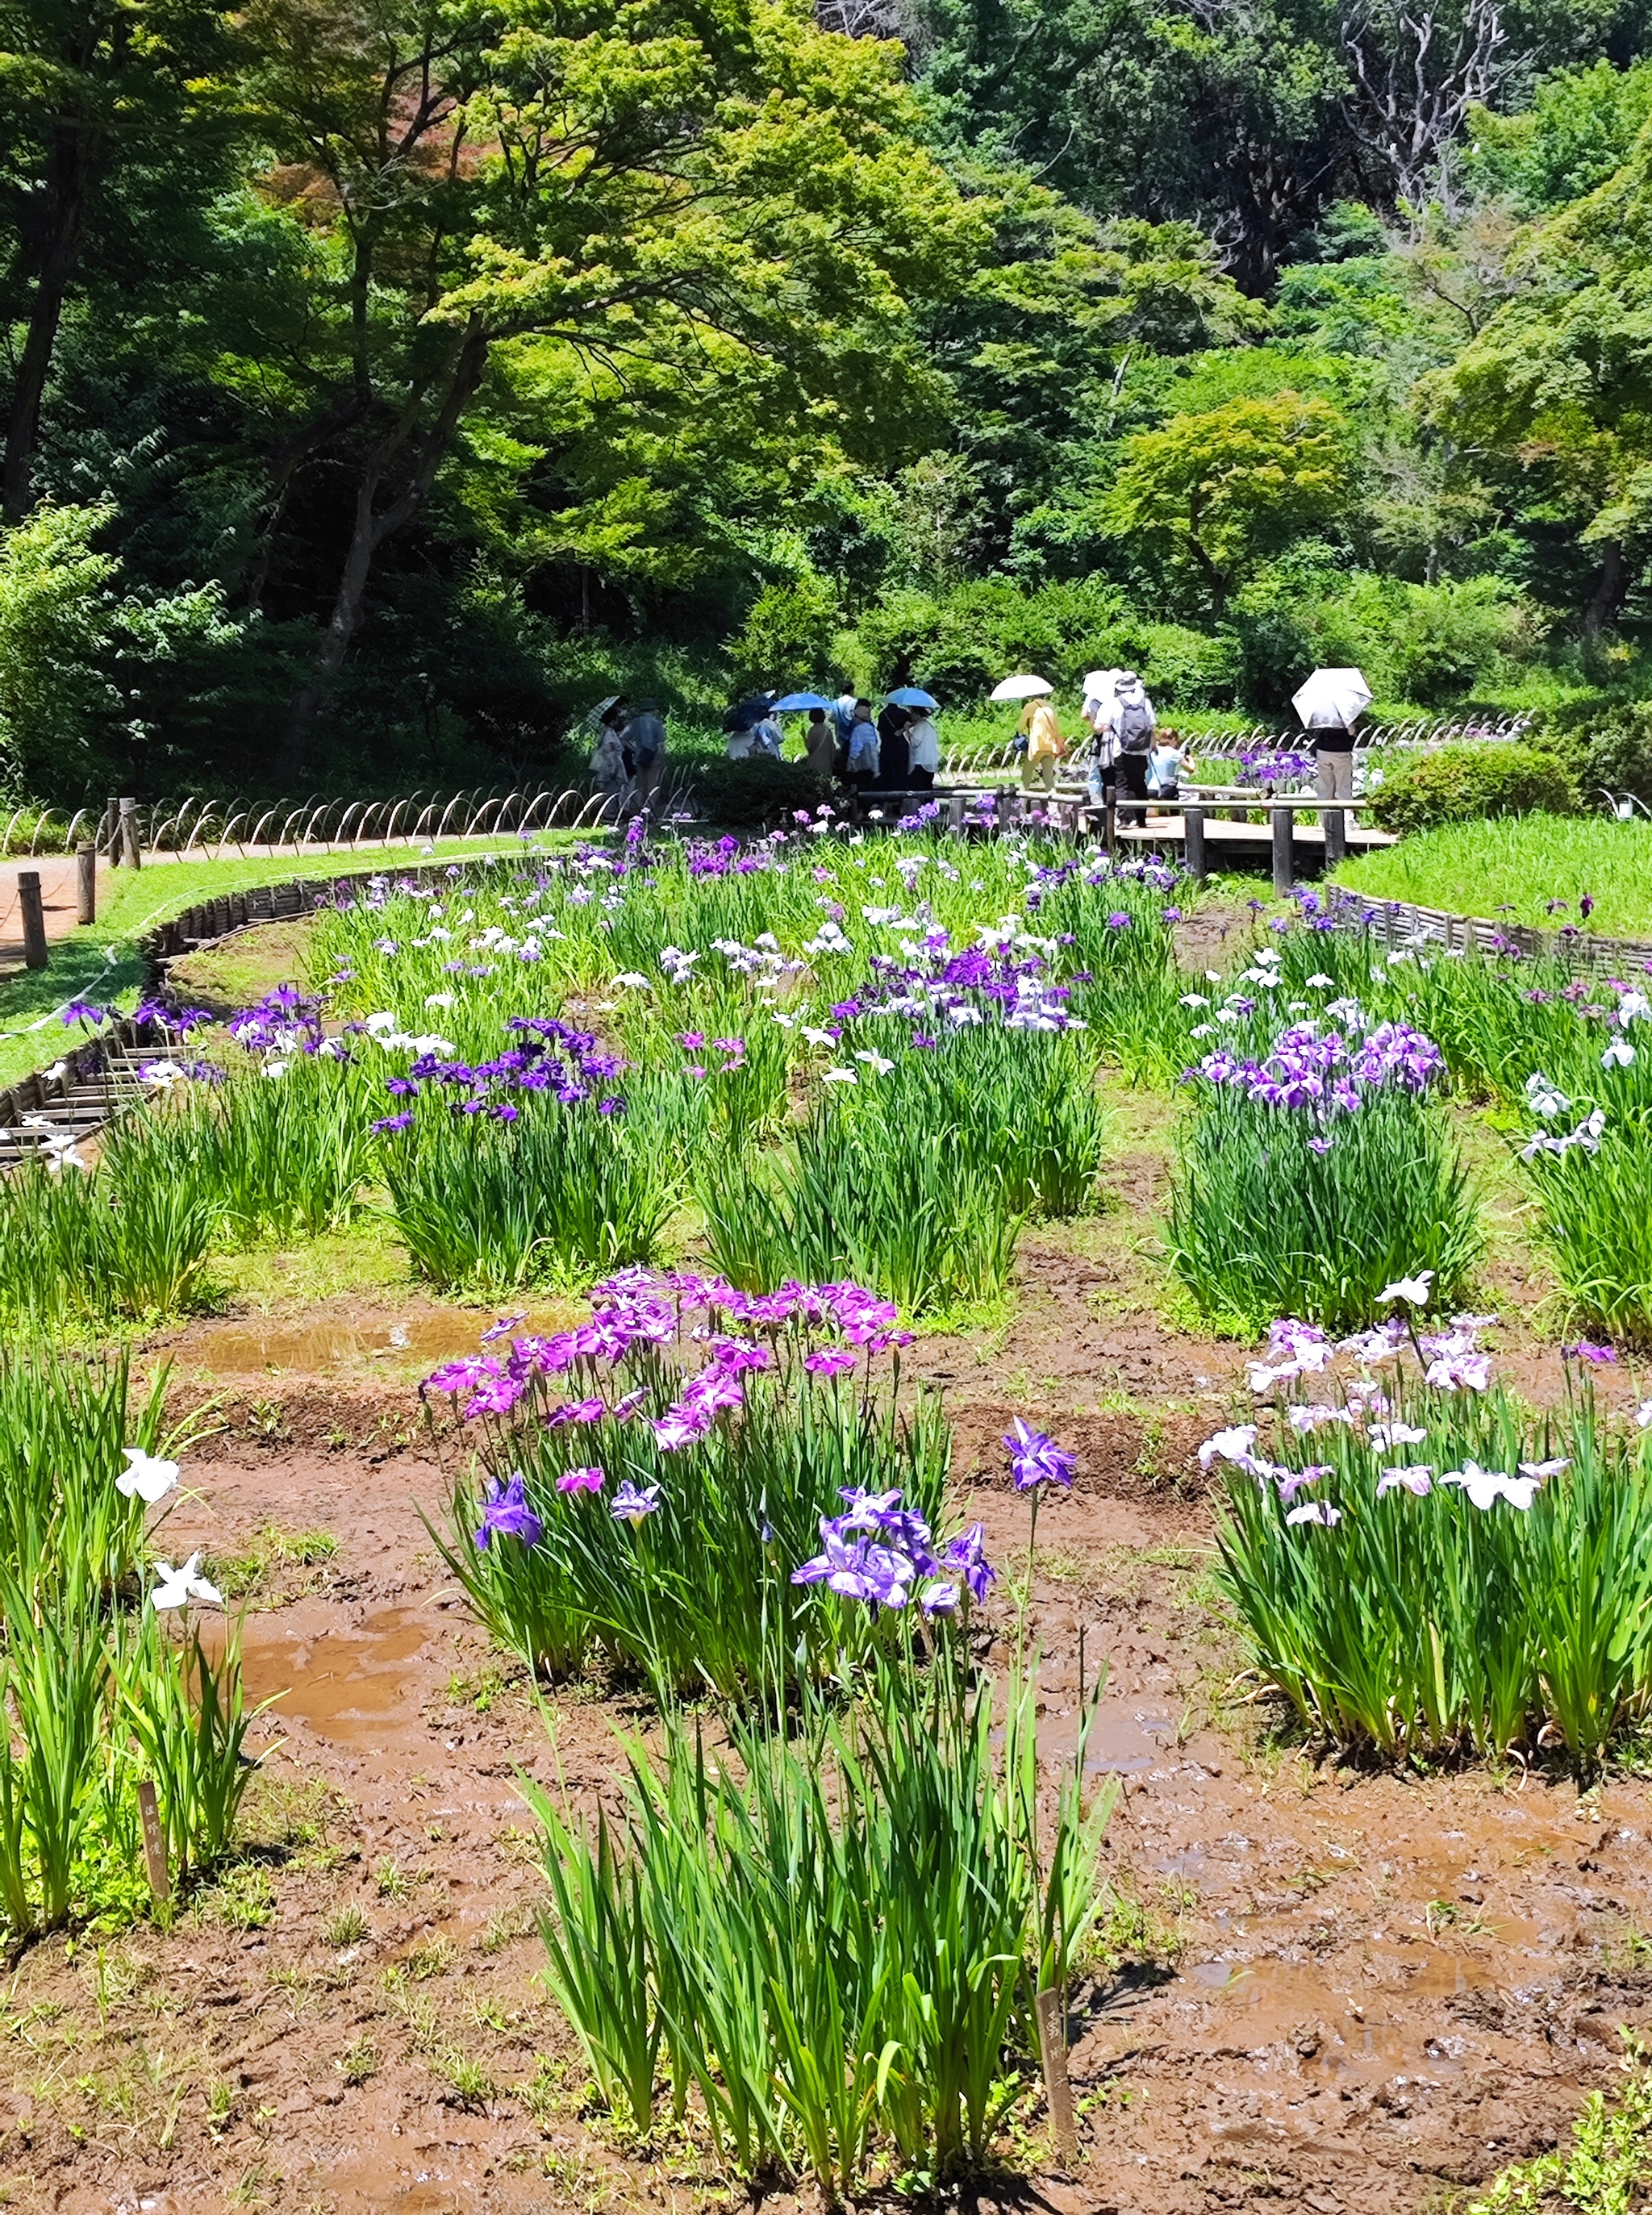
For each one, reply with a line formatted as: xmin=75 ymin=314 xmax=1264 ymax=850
xmin=1035 ymin=1986 xmax=1078 ymax=2167
xmin=137 ymin=1780 xmax=169 ymax=1905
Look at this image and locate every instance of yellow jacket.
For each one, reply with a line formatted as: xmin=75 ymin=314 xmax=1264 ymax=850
xmin=1019 ymin=699 xmax=1066 ymax=761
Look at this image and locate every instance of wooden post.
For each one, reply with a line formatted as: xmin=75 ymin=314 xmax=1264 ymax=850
xmin=104 ymin=795 xmax=121 ymax=866
xmin=1184 ymin=804 xmax=1206 ymax=882
xmin=17 ymin=872 xmax=48 ymax=970
xmin=137 ymin=1779 xmax=169 ymax=1904
xmin=1103 ymin=795 xmax=1116 ymax=859
xmin=1271 ymin=803 xmax=1294 ymax=896
xmin=1035 ymin=1988 xmax=1078 ymax=2167
xmin=1324 ymin=806 xmax=1346 ymax=866
xmin=119 ymin=798 xmax=141 ymax=870
xmin=76 ymin=842 xmax=95 ymax=925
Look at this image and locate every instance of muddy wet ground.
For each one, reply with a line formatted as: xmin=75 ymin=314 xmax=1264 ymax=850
xmin=7 ymin=902 xmax=1652 ymax=2212
xmin=5 ymin=1266 xmax=1651 ymax=2215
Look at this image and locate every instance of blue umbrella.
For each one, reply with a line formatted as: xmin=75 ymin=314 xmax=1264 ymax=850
xmin=886 ymin=686 xmax=938 ymax=709
xmin=771 ymin=691 xmax=835 ymax=711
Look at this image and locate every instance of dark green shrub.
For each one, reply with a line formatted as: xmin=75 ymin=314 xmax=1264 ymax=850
xmin=680 ymin=752 xmax=828 ymax=828
xmin=1365 ymin=742 xmax=1579 ymax=836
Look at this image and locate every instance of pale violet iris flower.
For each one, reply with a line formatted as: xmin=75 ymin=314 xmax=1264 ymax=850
xmin=1440 ymin=1461 xmax=1540 ymax=1511
xmin=1378 ymin=1270 xmax=1433 ymax=1307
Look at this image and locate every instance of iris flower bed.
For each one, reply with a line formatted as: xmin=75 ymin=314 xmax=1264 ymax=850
xmin=1167 ymin=942 xmax=1480 ymax=1333
xmin=0 ymin=1352 xmax=261 ymax=1930
xmin=423 ymin=1268 xmax=970 ymax=1696
xmin=1211 ymin=1303 xmax=1652 ymax=1764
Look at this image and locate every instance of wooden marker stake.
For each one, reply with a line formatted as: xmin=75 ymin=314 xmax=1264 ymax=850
xmin=1035 ymin=1986 xmax=1078 ymax=2167
xmin=137 ymin=1779 xmax=169 ymax=1904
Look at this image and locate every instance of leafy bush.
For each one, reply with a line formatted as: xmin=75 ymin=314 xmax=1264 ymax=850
xmin=1230 ymin=563 xmax=1537 ymax=711
xmin=841 ymin=578 xmax=1239 ymax=707
xmin=1365 ymin=742 xmax=1579 ymax=836
xmin=680 ymin=753 xmax=829 ymax=828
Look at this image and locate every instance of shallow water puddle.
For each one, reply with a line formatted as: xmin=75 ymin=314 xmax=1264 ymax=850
xmin=188 ymin=1304 xmax=570 ymax=1375
xmin=240 ymin=1604 xmax=438 ymax=1750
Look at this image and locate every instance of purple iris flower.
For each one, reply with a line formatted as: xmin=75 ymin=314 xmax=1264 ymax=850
xmin=474 ymin=1471 xmax=542 ymax=1550
xmin=943 ymin=1521 xmax=995 ymax=1601
xmin=804 ymin=1346 xmax=857 ymax=1377
xmin=547 ymin=1398 xmax=607 ymax=1426
xmin=611 ymin=1479 xmax=662 ymax=1523
xmin=1003 ymin=1418 xmax=1077 ymax=1491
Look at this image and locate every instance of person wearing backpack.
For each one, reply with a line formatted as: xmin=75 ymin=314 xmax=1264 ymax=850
xmin=1106 ymin=671 xmax=1156 ymax=824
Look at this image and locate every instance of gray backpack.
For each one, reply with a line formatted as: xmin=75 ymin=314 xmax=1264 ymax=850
xmin=1117 ymin=694 xmax=1155 ymax=752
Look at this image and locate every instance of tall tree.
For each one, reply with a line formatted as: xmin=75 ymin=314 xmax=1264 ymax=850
xmin=0 ymin=0 xmax=240 ymax=516
xmin=1421 ymin=119 xmax=1652 ymax=634
xmin=236 ymin=0 xmax=986 ymax=766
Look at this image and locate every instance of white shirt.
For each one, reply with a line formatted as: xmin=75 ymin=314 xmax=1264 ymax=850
xmin=905 ymin=715 xmax=940 ymax=772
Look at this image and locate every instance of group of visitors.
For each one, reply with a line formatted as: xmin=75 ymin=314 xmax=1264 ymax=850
xmin=720 ymin=690 xmax=942 ymax=795
xmin=589 ymin=695 xmax=669 ymax=816
xmin=1020 ymin=670 xmax=1187 ymax=825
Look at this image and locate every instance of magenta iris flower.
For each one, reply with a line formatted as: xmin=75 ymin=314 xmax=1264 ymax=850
xmin=557 ymin=1466 xmax=605 ymax=1494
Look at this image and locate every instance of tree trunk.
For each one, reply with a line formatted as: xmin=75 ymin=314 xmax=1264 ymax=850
xmin=1583 ymin=540 xmax=1629 ymax=641
xmin=279 ymin=319 xmax=489 ymax=774
xmin=2 ymin=123 xmax=91 ymax=521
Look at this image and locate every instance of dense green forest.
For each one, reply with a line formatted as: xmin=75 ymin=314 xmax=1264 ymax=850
xmin=6 ymin=0 xmax=1652 ymax=800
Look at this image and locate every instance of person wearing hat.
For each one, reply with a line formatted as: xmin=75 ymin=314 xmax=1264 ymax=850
xmin=1100 ymin=671 xmax=1155 ymax=824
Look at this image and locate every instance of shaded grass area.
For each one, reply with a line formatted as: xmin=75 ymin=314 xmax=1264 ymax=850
xmin=0 ymin=834 xmax=592 ymax=1093
xmin=1330 ymin=816 xmax=1652 ymax=936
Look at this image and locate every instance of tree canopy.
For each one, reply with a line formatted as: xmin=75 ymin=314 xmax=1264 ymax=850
xmin=5 ymin=0 xmax=1652 ymax=798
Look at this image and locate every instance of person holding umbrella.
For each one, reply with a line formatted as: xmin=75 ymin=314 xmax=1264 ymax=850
xmin=1293 ymin=667 xmax=1371 ymax=803
xmin=991 ymin=675 xmax=1065 ymax=795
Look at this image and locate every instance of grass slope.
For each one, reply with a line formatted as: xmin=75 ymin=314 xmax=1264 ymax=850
xmin=1331 ymin=816 xmax=1652 ymax=938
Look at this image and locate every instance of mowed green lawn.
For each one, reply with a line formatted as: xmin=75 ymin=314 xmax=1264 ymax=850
xmin=1333 ymin=815 xmax=1652 ymax=938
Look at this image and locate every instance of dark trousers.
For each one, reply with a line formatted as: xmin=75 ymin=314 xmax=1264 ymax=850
xmin=907 ymin=766 xmax=935 ymax=789
xmin=1115 ymin=751 xmax=1149 ymax=824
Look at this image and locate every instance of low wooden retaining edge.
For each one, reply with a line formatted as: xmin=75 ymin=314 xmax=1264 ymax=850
xmin=1363 ymin=894 xmax=1652 ymax=979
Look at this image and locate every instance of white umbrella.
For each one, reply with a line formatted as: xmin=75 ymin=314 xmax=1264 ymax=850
xmin=989 ymin=674 xmax=1053 ymax=702
xmin=1083 ymin=669 xmax=1121 ymax=703
xmin=1292 ymin=667 xmax=1372 ymax=731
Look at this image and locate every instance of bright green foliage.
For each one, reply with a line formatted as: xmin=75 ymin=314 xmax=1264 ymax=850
xmin=1422 ymin=127 xmax=1652 ymax=615
xmin=1106 ymin=393 xmax=1352 ymax=608
xmin=528 ymin=1650 xmax=1116 ymax=2191
xmin=1468 ymin=2047 xmax=1652 ymax=2211
xmin=1168 ymin=1079 xmax=1481 ymax=1335
xmin=1365 ymin=740 xmax=1581 ymax=834
xmin=0 ymin=504 xmax=238 ymax=795
xmin=1332 ymin=816 xmax=1652 ymax=936
xmin=0 ymin=1351 xmax=261 ymax=1929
